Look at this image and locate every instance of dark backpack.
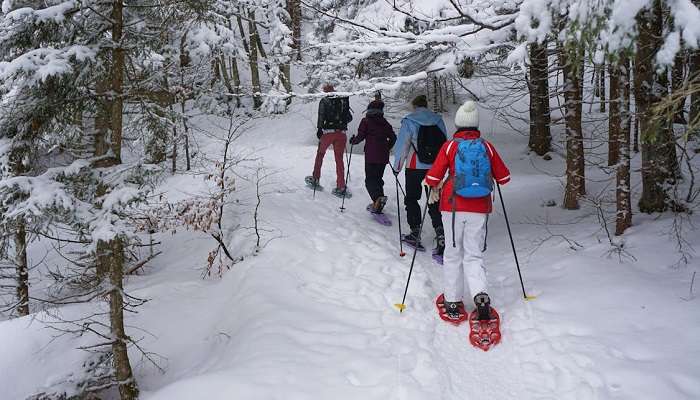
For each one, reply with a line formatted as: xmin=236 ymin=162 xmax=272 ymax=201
xmin=414 ymin=124 xmax=446 ymax=164
xmin=320 ymin=97 xmax=352 ymax=130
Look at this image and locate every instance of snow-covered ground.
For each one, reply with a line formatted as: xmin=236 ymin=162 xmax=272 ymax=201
xmin=2 ymin=94 xmax=699 ymax=400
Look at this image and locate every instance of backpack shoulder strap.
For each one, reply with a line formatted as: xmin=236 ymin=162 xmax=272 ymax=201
xmin=480 ymin=138 xmax=494 ymax=157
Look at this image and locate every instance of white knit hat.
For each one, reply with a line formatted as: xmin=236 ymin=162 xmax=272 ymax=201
xmin=454 ymin=100 xmax=479 ymax=128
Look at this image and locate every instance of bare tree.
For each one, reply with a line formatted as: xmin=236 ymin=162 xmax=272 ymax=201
xmin=528 ymin=42 xmax=552 ymax=156
xmin=560 ymin=45 xmax=586 ymax=209
xmin=615 ymin=55 xmax=633 ymax=235
xmin=635 ymin=0 xmax=677 ymax=213
xmin=609 ymin=62 xmax=621 ymax=166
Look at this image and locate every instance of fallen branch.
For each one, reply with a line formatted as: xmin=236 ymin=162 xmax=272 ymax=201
xmin=126 ymin=251 xmax=162 ymax=275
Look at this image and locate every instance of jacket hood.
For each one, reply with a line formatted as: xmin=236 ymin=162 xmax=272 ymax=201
xmin=366 ymin=108 xmax=384 ymax=117
xmin=454 ymin=128 xmax=481 ymax=140
xmin=403 ymin=107 xmax=443 ymax=126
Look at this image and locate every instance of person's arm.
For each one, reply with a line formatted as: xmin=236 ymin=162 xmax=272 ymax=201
xmin=351 ymin=119 xmax=368 ymax=144
xmin=344 ymin=97 xmax=353 ymax=124
xmin=387 ymin=123 xmax=397 ymax=149
xmin=425 ymin=141 xmax=451 ymax=186
xmin=485 ymin=141 xmax=511 ymax=185
xmin=392 ymin=119 xmax=413 ymax=172
xmin=317 ymin=99 xmax=326 ymax=129
xmin=437 ymin=117 xmax=448 ymax=137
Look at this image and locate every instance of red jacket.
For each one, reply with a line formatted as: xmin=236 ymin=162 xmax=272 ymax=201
xmin=425 ymin=129 xmax=510 ymax=213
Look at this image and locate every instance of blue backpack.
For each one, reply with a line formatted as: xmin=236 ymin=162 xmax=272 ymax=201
xmin=453 ymin=138 xmax=493 ymax=198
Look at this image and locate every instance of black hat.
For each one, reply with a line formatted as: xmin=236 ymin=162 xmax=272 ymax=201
xmin=367 ymin=100 xmax=384 ymax=111
xmin=411 ymin=95 xmax=428 ymax=108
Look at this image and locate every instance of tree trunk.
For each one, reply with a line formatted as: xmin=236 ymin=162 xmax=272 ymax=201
xmin=609 ymin=63 xmax=621 ymax=166
xmin=616 ymin=56 xmax=633 ymax=235
xmin=94 ymin=78 xmax=112 ymax=167
xmin=8 ymin=146 xmax=29 ymax=316
xmin=14 ymin=222 xmax=29 ymax=316
xmin=230 ymin=56 xmax=242 ymax=108
xmin=109 ymin=3 xmax=138 ymax=399
xmin=110 ymin=1 xmax=124 ymax=166
xmin=689 ymin=1 xmax=700 ymax=135
xmin=671 ymin=37 xmax=687 ymax=124
xmin=633 ymin=111 xmax=640 ymax=153
xmin=218 ymin=55 xmax=237 ymax=107
xmin=171 ymin=118 xmax=178 ymax=174
xmin=431 ymin=76 xmax=439 ymax=112
xmin=529 ymin=42 xmax=551 ymax=156
xmin=104 ymin=238 xmax=138 ymax=400
xmin=560 ymin=46 xmax=586 ymax=209
xmin=599 ymin=63 xmax=606 ymax=113
xmin=246 ymin=10 xmax=262 ymax=109
xmin=635 ymin=0 xmax=672 ymax=213
xmin=286 ymin=0 xmax=302 ymax=60
xmin=690 ymin=48 xmax=700 ymax=130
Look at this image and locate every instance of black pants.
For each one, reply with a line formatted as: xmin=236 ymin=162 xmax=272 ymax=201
xmin=365 ymin=163 xmax=386 ymax=201
xmin=405 ymin=168 xmax=443 ymax=232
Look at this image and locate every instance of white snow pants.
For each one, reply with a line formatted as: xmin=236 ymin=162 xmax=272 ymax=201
xmin=441 ymin=211 xmax=488 ymax=303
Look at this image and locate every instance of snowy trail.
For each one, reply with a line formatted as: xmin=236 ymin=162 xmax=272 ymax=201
xmin=172 ymin=121 xmax=610 ymax=399
xmin=3 ymin=102 xmax=699 ymax=400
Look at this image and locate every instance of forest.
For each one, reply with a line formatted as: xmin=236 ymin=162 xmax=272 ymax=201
xmin=1 ymin=1 xmax=699 ymax=399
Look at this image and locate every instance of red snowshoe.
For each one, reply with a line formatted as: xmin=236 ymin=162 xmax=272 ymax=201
xmin=435 ymin=294 xmax=467 ymax=325
xmin=468 ymin=306 xmax=501 ymax=351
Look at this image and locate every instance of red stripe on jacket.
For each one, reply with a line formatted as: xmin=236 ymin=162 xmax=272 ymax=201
xmin=425 ymin=129 xmax=510 ymax=213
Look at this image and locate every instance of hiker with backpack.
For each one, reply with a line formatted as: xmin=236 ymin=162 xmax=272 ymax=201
xmin=392 ymin=95 xmax=448 ymax=257
xmin=423 ymin=100 xmax=511 ymax=322
xmin=350 ymin=100 xmax=397 ymax=214
xmin=306 ymin=84 xmax=353 ymax=197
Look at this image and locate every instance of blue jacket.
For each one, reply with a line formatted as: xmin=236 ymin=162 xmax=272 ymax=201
xmin=392 ymin=107 xmax=447 ymax=171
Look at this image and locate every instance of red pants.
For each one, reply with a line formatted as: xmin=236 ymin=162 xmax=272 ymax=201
xmin=313 ymin=131 xmax=347 ymax=189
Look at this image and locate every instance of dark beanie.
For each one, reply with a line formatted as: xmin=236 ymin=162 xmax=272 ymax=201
xmin=411 ymin=95 xmax=428 ymax=108
xmin=367 ymin=100 xmax=384 ymax=111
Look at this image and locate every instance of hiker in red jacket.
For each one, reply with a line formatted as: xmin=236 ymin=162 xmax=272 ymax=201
xmin=350 ymin=100 xmax=397 ymax=213
xmin=422 ymin=100 xmax=511 ymax=322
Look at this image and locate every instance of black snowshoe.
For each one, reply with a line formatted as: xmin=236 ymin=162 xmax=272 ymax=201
xmin=402 ymin=230 xmax=425 ymax=252
xmin=332 ymin=187 xmax=352 ymax=198
xmin=305 ymin=176 xmax=323 ymax=191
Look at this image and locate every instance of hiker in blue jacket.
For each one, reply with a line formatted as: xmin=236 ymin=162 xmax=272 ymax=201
xmin=392 ymin=95 xmax=448 ymax=257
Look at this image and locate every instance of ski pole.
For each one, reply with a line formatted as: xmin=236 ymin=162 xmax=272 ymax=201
xmin=345 ymin=142 xmax=353 ymax=184
xmin=313 ymin=140 xmax=321 ymax=200
xmin=395 ymin=187 xmax=431 ymax=312
xmin=394 ymin=173 xmax=406 ymax=257
xmin=396 ymin=176 xmax=406 ymax=197
xmin=497 ymin=183 xmax=534 ymax=300
xmin=340 ymin=142 xmax=354 ymax=212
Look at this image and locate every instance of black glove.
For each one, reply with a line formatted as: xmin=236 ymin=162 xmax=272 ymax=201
xmin=316 ymin=128 xmax=323 ymax=139
xmin=349 ymin=135 xmax=357 ymax=144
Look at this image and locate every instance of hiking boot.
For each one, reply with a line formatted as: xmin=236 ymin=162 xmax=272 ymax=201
xmin=444 ymin=300 xmax=464 ymax=320
xmin=332 ymin=187 xmax=352 ymax=198
xmin=305 ymin=176 xmax=321 ymax=188
xmin=369 ymin=196 xmax=388 ymax=213
xmin=474 ymin=292 xmax=492 ymax=321
xmin=402 ymin=228 xmax=425 ymax=251
xmin=434 ymin=227 xmax=445 ymax=257
xmin=403 ymin=229 xmax=421 ymax=245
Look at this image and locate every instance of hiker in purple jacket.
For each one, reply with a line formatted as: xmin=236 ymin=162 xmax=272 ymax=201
xmin=350 ymin=100 xmax=397 ymax=213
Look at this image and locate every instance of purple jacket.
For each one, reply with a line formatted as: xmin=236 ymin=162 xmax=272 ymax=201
xmin=351 ymin=115 xmax=397 ymax=164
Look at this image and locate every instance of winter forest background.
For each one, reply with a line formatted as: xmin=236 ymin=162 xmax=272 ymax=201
xmin=1 ymin=0 xmax=699 ymax=399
